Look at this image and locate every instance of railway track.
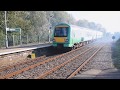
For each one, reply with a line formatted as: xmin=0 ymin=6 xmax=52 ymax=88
xmin=43 ymin=45 xmax=104 ymax=79
xmin=36 ymin=47 xmax=95 ymax=79
xmin=66 ymin=46 xmax=104 ymax=79
xmin=0 ymin=40 xmax=103 ymax=79
xmin=0 ymin=55 xmax=46 ymax=72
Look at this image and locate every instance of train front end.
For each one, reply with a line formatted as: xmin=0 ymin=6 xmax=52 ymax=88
xmin=52 ymin=23 xmax=70 ymax=49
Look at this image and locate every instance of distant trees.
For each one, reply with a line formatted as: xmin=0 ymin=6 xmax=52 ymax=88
xmin=76 ymin=19 xmax=106 ymax=33
xmin=114 ymin=32 xmax=120 ymax=40
xmin=49 ymin=11 xmax=75 ymax=28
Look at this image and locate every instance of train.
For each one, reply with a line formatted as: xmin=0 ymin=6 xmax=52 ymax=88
xmin=52 ymin=23 xmax=103 ymax=49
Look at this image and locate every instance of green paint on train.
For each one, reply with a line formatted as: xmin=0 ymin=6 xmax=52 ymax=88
xmin=52 ymin=23 xmax=103 ymax=48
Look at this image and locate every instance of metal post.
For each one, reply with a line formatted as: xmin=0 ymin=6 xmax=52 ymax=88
xmin=48 ymin=16 xmax=50 ymax=43
xmin=49 ymin=29 xmax=50 ymax=43
xmin=27 ymin=34 xmax=28 ymax=44
xmin=5 ymin=11 xmax=8 ymax=48
xmin=20 ymin=28 xmax=22 ymax=46
xmin=13 ymin=34 xmax=15 ymax=46
xmin=38 ymin=35 xmax=40 ymax=44
xmin=48 ymin=15 xmax=52 ymax=43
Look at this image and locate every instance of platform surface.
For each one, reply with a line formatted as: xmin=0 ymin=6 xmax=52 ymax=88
xmin=0 ymin=43 xmax=52 ymax=55
xmin=72 ymin=69 xmax=120 ymax=79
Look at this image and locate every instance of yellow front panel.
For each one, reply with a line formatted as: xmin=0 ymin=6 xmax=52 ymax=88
xmin=56 ymin=26 xmax=69 ymax=28
xmin=54 ymin=37 xmax=66 ymax=43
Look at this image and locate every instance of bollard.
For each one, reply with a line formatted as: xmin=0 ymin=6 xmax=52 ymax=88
xmin=31 ymin=53 xmax=36 ymax=59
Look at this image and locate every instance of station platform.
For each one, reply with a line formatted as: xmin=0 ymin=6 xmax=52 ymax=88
xmin=72 ymin=69 xmax=120 ymax=79
xmin=0 ymin=43 xmax=52 ymax=55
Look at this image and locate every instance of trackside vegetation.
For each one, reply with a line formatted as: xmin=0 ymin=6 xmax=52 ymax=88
xmin=112 ymin=38 xmax=120 ymax=69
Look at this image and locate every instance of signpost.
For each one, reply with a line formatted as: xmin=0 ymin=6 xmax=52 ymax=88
xmin=112 ymin=36 xmax=115 ymax=40
xmin=48 ymin=28 xmax=51 ymax=43
xmin=48 ymin=14 xmax=53 ymax=43
xmin=112 ymin=36 xmax=115 ymax=42
xmin=5 ymin=11 xmax=8 ymax=48
xmin=7 ymin=28 xmax=22 ymax=46
xmin=4 ymin=11 xmax=22 ymax=48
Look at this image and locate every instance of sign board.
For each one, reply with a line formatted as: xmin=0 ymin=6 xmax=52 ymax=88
xmin=112 ymin=36 xmax=115 ymax=40
xmin=6 ymin=28 xmax=20 ymax=32
xmin=6 ymin=28 xmax=9 ymax=31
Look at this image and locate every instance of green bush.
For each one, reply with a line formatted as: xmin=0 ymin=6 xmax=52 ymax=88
xmin=112 ymin=38 xmax=120 ymax=69
xmin=0 ymin=32 xmax=5 ymax=48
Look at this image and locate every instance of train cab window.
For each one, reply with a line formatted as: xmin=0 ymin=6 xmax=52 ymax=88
xmin=54 ymin=27 xmax=68 ymax=37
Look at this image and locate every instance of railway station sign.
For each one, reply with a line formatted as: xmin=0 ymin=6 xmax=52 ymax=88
xmin=6 ymin=28 xmax=20 ymax=32
xmin=6 ymin=27 xmax=22 ymax=45
xmin=112 ymin=36 xmax=115 ymax=40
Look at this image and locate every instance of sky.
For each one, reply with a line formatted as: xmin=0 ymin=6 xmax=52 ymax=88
xmin=67 ymin=11 xmax=120 ymax=34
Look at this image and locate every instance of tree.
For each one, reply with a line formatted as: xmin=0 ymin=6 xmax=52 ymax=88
xmin=0 ymin=11 xmax=77 ymax=48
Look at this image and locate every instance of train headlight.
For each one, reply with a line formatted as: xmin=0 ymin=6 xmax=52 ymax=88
xmin=65 ymin=39 xmax=69 ymax=42
xmin=52 ymin=39 xmax=55 ymax=42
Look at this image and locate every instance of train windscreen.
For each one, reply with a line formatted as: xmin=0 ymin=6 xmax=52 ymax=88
xmin=54 ymin=27 xmax=68 ymax=37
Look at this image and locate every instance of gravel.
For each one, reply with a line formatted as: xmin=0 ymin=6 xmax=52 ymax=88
xmin=10 ymin=42 xmax=97 ymax=79
xmin=82 ymin=42 xmax=115 ymax=72
xmin=44 ymin=46 xmax=99 ymax=79
xmin=3 ymin=39 xmax=110 ymax=79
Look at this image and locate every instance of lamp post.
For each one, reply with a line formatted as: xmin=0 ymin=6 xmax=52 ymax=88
xmin=5 ymin=11 xmax=8 ymax=48
xmin=48 ymin=15 xmax=52 ymax=43
xmin=20 ymin=28 xmax=22 ymax=46
xmin=48 ymin=28 xmax=51 ymax=43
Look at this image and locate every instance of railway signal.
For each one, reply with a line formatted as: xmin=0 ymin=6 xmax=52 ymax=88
xmin=112 ymin=36 xmax=115 ymax=42
xmin=112 ymin=36 xmax=115 ymax=39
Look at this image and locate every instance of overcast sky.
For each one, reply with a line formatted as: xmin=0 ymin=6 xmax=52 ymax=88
xmin=67 ymin=11 xmax=120 ymax=34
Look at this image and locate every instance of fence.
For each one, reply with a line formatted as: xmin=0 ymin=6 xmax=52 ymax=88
xmin=0 ymin=33 xmax=52 ymax=48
